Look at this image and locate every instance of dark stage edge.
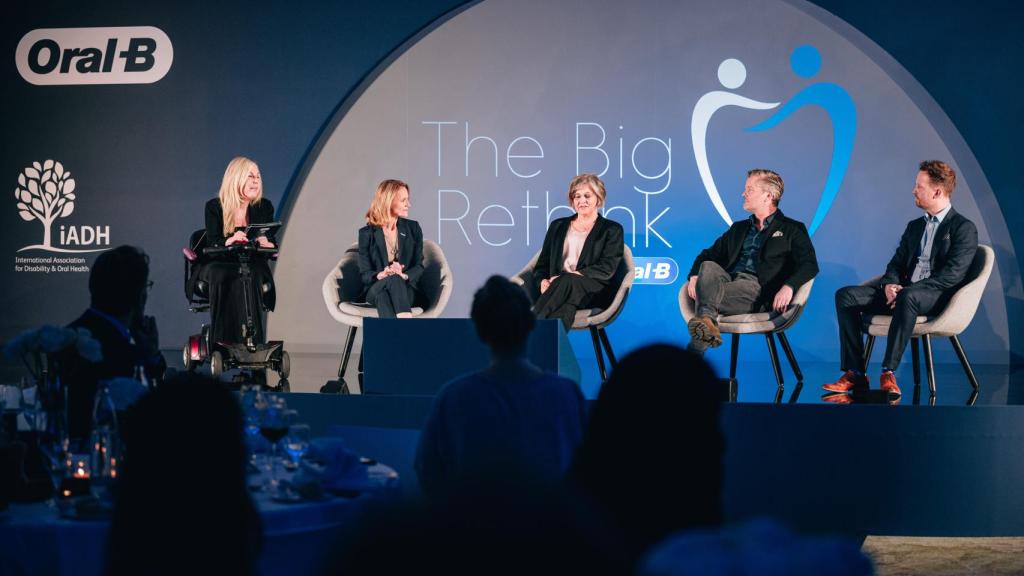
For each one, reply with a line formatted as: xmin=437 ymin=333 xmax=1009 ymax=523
xmin=3 ymin=353 xmax=1021 ymax=536
xmin=281 ymin=367 xmax=1024 ymax=538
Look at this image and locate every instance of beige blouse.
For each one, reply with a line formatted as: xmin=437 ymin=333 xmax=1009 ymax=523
xmin=562 ymin=226 xmax=590 ymax=273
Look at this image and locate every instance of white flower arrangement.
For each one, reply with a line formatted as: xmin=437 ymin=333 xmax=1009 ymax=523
xmin=103 ymin=377 xmax=147 ymax=411
xmin=3 ymin=325 xmax=103 ymax=380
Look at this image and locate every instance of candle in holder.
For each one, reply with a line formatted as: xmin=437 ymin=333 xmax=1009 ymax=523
xmin=72 ymin=456 xmax=90 ymax=479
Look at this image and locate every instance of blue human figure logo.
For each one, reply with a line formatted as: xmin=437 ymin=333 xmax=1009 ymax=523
xmin=746 ymin=45 xmax=856 ymax=236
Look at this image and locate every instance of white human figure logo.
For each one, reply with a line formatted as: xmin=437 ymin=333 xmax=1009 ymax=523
xmin=691 ymin=59 xmax=779 ymax=226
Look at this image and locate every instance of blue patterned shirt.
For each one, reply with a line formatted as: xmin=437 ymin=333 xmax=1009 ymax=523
xmin=731 ymin=212 xmax=776 ymax=276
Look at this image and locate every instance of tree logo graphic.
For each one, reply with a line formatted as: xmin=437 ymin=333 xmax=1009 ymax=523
xmin=15 ymin=160 xmax=108 ymax=253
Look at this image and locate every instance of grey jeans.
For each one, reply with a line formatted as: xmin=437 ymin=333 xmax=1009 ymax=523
xmin=694 ymin=261 xmax=761 ymax=319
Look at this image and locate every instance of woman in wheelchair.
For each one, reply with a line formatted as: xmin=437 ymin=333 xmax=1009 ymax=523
xmin=357 ymin=179 xmax=424 ymax=318
xmin=202 ymin=156 xmax=276 ymax=344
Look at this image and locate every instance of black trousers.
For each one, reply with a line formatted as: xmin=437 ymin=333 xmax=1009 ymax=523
xmin=835 ymin=284 xmax=946 ymax=372
xmin=533 ymin=274 xmax=605 ymax=330
xmin=366 ymin=275 xmax=416 ymax=318
xmin=202 ymin=260 xmax=270 ymax=344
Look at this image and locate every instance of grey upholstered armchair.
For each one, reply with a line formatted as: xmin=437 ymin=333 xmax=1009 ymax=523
xmin=321 ymin=240 xmax=452 ymax=392
xmin=679 ymin=278 xmax=815 ymax=387
xmin=511 ymin=244 xmax=634 ymax=382
xmin=861 ymin=244 xmax=994 ymax=395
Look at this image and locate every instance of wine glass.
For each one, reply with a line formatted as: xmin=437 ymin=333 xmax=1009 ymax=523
xmin=283 ymin=419 xmax=311 ymax=470
xmin=259 ymin=395 xmax=288 ymax=492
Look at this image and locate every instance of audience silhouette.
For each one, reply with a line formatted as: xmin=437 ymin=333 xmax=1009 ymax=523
xmin=572 ymin=344 xmax=724 ymax=564
xmin=61 ymin=245 xmax=165 ymax=440
xmin=105 ymin=373 xmax=260 ymax=576
xmin=415 ymin=275 xmax=586 ymax=504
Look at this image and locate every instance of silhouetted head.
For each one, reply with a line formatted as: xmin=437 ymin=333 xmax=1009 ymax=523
xmin=471 ymin=275 xmax=536 ymax=356
xmin=574 ymin=344 xmax=724 ymax=561
xmin=89 ymin=245 xmax=150 ymax=320
xmin=106 ymin=373 xmax=260 ymax=576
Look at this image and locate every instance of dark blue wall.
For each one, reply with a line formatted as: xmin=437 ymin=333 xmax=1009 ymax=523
xmin=812 ymin=0 xmax=1024 ymax=359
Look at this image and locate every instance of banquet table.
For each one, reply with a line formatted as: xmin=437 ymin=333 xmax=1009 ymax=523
xmin=0 ymin=463 xmax=399 ymax=576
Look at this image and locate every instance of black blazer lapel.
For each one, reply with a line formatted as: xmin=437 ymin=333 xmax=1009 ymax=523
xmin=551 ymin=219 xmax=568 ymax=275
xmin=903 ymin=217 xmax=926 ymax=274
xmin=577 ymin=215 xmax=605 ymax=266
xmin=930 ymin=208 xmax=956 ymax=264
xmin=373 ymin=226 xmax=388 ymax=266
xmin=725 ymin=219 xmax=752 ymax=268
xmin=757 ymin=211 xmax=785 ymax=261
xmin=397 ymin=219 xmax=412 ymax=266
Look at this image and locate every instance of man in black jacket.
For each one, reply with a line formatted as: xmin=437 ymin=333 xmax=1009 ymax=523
xmin=686 ymin=169 xmax=819 ymax=353
xmin=824 ymin=161 xmax=978 ymax=398
xmin=61 ymin=246 xmax=166 ymax=440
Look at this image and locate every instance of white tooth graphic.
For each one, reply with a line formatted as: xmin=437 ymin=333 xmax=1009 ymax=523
xmin=691 ymin=59 xmax=778 ymax=226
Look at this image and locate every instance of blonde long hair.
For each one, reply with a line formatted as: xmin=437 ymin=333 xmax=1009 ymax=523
xmin=365 ymin=179 xmax=409 ymax=227
xmin=218 ymin=157 xmax=262 ymax=237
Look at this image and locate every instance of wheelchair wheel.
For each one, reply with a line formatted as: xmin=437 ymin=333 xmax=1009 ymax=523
xmin=210 ymin=351 xmax=224 ymax=377
xmin=278 ymin=351 xmax=291 ymax=379
xmin=182 ymin=343 xmax=194 ymax=372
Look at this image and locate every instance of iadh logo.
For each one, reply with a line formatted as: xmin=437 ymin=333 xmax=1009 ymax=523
xmin=15 ymin=160 xmax=110 ymax=253
xmin=16 ymin=26 xmax=173 ymax=86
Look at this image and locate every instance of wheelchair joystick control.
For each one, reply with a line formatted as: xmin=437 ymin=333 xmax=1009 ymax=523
xmin=182 ymin=230 xmax=289 ymax=389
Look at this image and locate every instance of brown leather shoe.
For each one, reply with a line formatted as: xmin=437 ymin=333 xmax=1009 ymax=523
xmin=687 ymin=315 xmax=722 ymax=347
xmin=822 ymin=392 xmax=853 ymax=405
xmin=879 ymin=371 xmax=901 ymax=396
xmin=822 ymin=370 xmax=869 ymax=393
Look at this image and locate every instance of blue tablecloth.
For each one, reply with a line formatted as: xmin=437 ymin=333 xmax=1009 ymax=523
xmin=0 ymin=463 xmax=399 ymax=576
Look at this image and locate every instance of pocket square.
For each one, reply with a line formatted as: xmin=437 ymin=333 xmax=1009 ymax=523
xmin=771 ymin=231 xmax=784 ymax=238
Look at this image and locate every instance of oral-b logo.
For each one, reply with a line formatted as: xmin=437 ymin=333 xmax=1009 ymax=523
xmin=633 ymin=257 xmax=679 ymax=285
xmin=16 ymin=27 xmax=173 ymax=86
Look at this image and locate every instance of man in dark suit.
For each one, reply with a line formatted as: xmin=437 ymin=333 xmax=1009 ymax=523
xmin=61 ymin=246 xmax=166 ymax=440
xmin=824 ymin=161 xmax=978 ymax=397
xmin=686 ymin=169 xmax=819 ymax=353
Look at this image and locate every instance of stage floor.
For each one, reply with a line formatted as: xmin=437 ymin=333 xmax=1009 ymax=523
xmin=3 ymin=347 xmax=1019 ymax=406
xmin=219 ymin=349 xmax=1023 ymax=406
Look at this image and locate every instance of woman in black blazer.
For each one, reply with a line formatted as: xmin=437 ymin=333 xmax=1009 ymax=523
xmin=201 ymin=156 xmax=276 ymax=343
xmin=533 ymin=174 xmax=624 ymax=329
xmin=357 ymin=179 xmax=424 ymax=318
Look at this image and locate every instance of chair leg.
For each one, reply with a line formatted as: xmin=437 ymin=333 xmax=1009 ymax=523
xmin=597 ymin=327 xmax=617 ymax=367
xmin=949 ymin=335 xmax=980 ymax=390
xmin=337 ymin=326 xmax=357 ymax=379
xmin=729 ymin=334 xmax=740 ymax=380
xmin=777 ymin=332 xmax=803 ymax=381
xmin=921 ymin=334 xmax=936 ymax=396
xmin=765 ymin=333 xmax=784 ymax=388
xmin=863 ymin=335 xmax=876 ymax=368
xmin=787 ymin=382 xmax=804 ymax=404
xmin=911 ymin=338 xmax=921 ymax=386
xmin=590 ymin=327 xmax=608 ymax=383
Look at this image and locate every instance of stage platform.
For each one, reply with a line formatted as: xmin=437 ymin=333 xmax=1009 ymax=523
xmin=2 ymin=350 xmax=1021 ymax=537
xmin=243 ymin=347 xmax=1024 ymax=406
xmin=265 ymin=354 xmax=1024 ymax=538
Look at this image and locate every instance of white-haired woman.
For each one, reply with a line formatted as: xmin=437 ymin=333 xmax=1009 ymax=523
xmin=202 ymin=156 xmax=276 ymax=343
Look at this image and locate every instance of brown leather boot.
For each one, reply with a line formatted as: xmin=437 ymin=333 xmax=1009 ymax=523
xmin=687 ymin=315 xmax=722 ymax=348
